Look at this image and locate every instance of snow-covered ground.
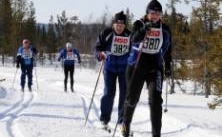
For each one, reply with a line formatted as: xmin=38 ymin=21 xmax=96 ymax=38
xmin=0 ymin=64 xmax=222 ymax=137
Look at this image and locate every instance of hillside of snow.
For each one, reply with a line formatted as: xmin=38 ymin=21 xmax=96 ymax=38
xmin=0 ymin=64 xmax=222 ymax=137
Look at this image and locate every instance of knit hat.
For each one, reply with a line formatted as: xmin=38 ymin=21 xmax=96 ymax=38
xmin=113 ymin=11 xmax=127 ymax=24
xmin=146 ymin=0 xmax=162 ymax=13
xmin=66 ymin=42 xmax=72 ymax=49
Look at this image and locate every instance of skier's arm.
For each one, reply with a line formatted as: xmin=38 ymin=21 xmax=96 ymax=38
xmin=74 ymin=49 xmax=81 ymax=63
xmin=131 ymin=20 xmax=147 ymax=44
xmin=16 ymin=47 xmax=22 ymax=68
xmin=163 ymin=25 xmax=172 ymax=77
xmin=94 ymin=29 xmax=109 ymax=61
xmin=58 ymin=49 xmax=64 ymax=61
xmin=32 ymin=47 xmax=38 ymax=55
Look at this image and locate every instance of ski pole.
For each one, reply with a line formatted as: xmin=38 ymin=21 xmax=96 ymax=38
xmin=84 ymin=61 xmax=104 ymax=126
xmin=11 ymin=68 xmax=18 ymax=89
xmin=112 ymin=45 xmax=144 ymax=136
xmin=112 ymin=120 xmax=119 ymax=137
xmin=35 ymin=67 xmax=39 ymax=90
xmin=164 ymin=79 xmax=169 ymax=113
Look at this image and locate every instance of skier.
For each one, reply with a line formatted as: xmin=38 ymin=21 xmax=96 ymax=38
xmin=16 ymin=39 xmax=37 ymax=92
xmin=95 ymin=11 xmax=131 ymax=129
xmin=121 ymin=0 xmax=172 ymax=137
xmin=58 ymin=42 xmax=81 ymax=92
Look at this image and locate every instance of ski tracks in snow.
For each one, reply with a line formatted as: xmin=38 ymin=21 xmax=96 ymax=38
xmin=0 ymin=90 xmax=37 ymax=137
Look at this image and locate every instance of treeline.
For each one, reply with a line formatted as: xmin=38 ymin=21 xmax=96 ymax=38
xmin=0 ymin=0 xmax=222 ymax=105
xmin=164 ymin=0 xmax=222 ymax=107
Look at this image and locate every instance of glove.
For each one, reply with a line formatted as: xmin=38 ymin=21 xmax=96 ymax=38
xmin=16 ymin=63 xmax=20 ymax=68
xmin=98 ymin=52 xmax=106 ymax=61
xmin=78 ymin=60 xmax=81 ymax=64
xmin=165 ymin=68 xmax=171 ymax=78
xmin=144 ymin=22 xmax=154 ymax=31
xmin=144 ymin=22 xmax=158 ymax=31
xmin=57 ymin=58 xmax=61 ymax=62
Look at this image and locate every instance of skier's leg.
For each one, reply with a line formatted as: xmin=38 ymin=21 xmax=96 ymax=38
xmin=64 ymin=65 xmax=68 ymax=91
xmin=70 ymin=66 xmax=75 ymax=92
xmin=100 ymin=69 xmax=117 ymax=124
xmin=147 ymin=71 xmax=163 ymax=137
xmin=117 ymin=71 xmax=127 ymax=124
xmin=20 ymin=66 xmax=26 ymax=89
xmin=122 ymin=65 xmax=145 ymax=135
xmin=27 ymin=65 xmax=33 ymax=91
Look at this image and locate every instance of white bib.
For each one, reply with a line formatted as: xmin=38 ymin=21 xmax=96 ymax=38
xmin=22 ymin=49 xmax=33 ymax=59
xmin=66 ymin=51 xmax=76 ymax=60
xmin=141 ymin=25 xmax=163 ymax=54
xmin=111 ymin=36 xmax=130 ymax=56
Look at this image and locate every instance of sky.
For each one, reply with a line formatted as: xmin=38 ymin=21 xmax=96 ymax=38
xmin=29 ymin=0 xmax=199 ymax=23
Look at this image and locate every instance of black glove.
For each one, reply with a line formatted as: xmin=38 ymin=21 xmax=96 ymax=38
xmin=16 ymin=63 xmax=20 ymax=68
xmin=58 ymin=58 xmax=61 ymax=62
xmin=78 ymin=60 xmax=81 ymax=64
xmin=144 ymin=22 xmax=153 ymax=31
xmin=165 ymin=68 xmax=171 ymax=78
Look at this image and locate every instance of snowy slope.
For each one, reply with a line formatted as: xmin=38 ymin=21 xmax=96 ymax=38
xmin=0 ymin=65 xmax=222 ymax=137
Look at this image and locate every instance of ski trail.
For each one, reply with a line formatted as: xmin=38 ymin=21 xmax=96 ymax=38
xmin=2 ymin=91 xmax=36 ymax=137
xmin=0 ymin=91 xmax=25 ymax=119
xmin=77 ymin=92 xmax=97 ymax=125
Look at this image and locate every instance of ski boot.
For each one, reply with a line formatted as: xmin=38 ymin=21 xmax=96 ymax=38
xmin=64 ymin=84 xmax=67 ymax=92
xmin=121 ymin=123 xmax=132 ymax=137
xmin=28 ymin=86 xmax=32 ymax=92
xmin=71 ymin=87 xmax=74 ymax=92
xmin=101 ymin=121 xmax=111 ymax=133
xmin=21 ymin=87 xmax=25 ymax=92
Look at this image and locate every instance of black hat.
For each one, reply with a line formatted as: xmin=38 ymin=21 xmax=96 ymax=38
xmin=113 ymin=11 xmax=127 ymax=24
xmin=146 ymin=0 xmax=162 ymax=13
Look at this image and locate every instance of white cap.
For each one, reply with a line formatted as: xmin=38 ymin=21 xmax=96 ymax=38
xmin=66 ymin=42 xmax=72 ymax=49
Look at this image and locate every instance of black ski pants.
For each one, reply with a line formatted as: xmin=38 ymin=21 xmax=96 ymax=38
xmin=123 ymin=65 xmax=163 ymax=137
xmin=64 ymin=65 xmax=75 ymax=89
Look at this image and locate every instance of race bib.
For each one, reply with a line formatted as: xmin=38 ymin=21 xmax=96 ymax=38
xmin=66 ymin=51 xmax=75 ymax=60
xmin=142 ymin=26 xmax=163 ymax=54
xmin=111 ymin=36 xmax=130 ymax=56
xmin=22 ymin=49 xmax=33 ymax=59
xmin=22 ymin=49 xmax=33 ymax=65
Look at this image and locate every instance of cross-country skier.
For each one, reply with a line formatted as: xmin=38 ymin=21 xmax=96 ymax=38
xmin=16 ymin=39 xmax=37 ymax=92
xmin=121 ymin=0 xmax=172 ymax=137
xmin=95 ymin=11 xmax=131 ymax=129
xmin=58 ymin=42 xmax=81 ymax=92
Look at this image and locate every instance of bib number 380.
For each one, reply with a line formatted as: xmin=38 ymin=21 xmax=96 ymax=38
xmin=144 ymin=38 xmax=160 ymax=50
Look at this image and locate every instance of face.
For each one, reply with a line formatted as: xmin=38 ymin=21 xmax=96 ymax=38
xmin=23 ymin=40 xmax=30 ymax=49
xmin=147 ymin=10 xmax=162 ymax=23
xmin=113 ymin=23 xmax=126 ymax=35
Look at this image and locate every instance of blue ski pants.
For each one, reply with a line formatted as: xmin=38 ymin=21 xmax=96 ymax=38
xmin=100 ymin=69 xmax=127 ymax=124
xmin=20 ymin=65 xmax=33 ymax=88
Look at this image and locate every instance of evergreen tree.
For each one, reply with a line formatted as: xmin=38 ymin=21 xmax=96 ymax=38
xmin=0 ymin=0 xmax=13 ymax=55
xmin=22 ymin=1 xmax=36 ymax=43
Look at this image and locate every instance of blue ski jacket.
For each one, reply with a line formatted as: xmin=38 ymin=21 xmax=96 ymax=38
xmin=95 ymin=27 xmax=131 ymax=73
xmin=16 ymin=45 xmax=37 ymax=67
xmin=58 ymin=48 xmax=81 ymax=66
